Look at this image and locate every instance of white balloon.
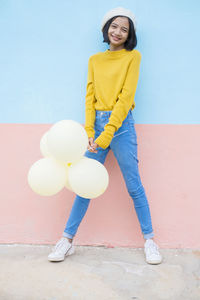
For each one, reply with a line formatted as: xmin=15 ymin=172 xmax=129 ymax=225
xmin=28 ymin=157 xmax=67 ymax=196
xmin=68 ymin=157 xmax=109 ymax=199
xmin=55 ymin=161 xmax=73 ymax=191
xmin=65 ymin=164 xmax=74 ymax=192
xmin=40 ymin=131 xmax=51 ymax=157
xmin=47 ymin=120 xmax=88 ymax=163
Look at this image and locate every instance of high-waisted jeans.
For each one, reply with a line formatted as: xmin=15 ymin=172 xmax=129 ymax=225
xmin=63 ymin=110 xmax=154 ymax=240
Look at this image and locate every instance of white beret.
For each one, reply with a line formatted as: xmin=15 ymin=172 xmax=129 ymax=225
xmin=101 ymin=7 xmax=137 ymax=32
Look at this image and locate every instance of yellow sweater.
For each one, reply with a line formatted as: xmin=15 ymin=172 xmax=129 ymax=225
xmin=84 ymin=48 xmax=142 ymax=149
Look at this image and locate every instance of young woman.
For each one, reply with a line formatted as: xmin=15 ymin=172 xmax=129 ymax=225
xmin=48 ymin=7 xmax=162 ymax=264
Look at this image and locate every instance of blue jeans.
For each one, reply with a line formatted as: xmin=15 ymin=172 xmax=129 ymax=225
xmin=63 ymin=110 xmax=154 ymax=240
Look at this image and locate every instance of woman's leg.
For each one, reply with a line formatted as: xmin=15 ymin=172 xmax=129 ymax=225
xmin=110 ymin=114 xmax=154 ymax=240
xmin=63 ymin=146 xmax=110 ymax=239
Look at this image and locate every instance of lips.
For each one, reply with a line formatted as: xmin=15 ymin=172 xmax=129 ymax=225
xmin=111 ymin=35 xmax=121 ymax=41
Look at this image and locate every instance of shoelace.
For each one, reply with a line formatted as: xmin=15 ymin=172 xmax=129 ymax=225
xmin=53 ymin=238 xmax=70 ymax=253
xmin=146 ymin=241 xmax=160 ymax=256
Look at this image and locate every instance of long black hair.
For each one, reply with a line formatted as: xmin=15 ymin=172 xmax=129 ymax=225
xmin=102 ymin=16 xmax=137 ymax=50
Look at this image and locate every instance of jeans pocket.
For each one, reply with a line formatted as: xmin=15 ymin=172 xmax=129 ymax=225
xmin=113 ymin=129 xmax=129 ymax=139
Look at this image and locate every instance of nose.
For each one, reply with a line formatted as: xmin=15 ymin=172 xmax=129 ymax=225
xmin=114 ymin=27 xmax=121 ymax=36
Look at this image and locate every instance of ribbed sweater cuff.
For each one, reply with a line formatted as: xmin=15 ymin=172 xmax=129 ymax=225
xmin=85 ymin=128 xmax=95 ymax=139
xmin=94 ymin=135 xmax=109 ymax=149
xmin=94 ymin=126 xmax=116 ymax=149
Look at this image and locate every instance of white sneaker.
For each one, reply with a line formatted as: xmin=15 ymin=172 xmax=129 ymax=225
xmin=144 ymin=239 xmax=162 ymax=264
xmin=48 ymin=237 xmax=75 ymax=262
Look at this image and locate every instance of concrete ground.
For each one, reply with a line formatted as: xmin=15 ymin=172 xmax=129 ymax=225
xmin=0 ymin=244 xmax=199 ymax=300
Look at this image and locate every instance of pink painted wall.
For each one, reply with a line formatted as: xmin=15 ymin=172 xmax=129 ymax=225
xmin=0 ymin=124 xmax=199 ymax=248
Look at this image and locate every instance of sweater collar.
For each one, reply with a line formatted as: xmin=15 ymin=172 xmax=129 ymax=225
xmin=105 ymin=48 xmax=128 ymax=57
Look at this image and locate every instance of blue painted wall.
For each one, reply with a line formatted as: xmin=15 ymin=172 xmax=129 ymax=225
xmin=0 ymin=0 xmax=199 ymax=124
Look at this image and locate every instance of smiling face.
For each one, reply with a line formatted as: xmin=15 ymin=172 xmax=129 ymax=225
xmin=107 ymin=16 xmax=130 ymax=50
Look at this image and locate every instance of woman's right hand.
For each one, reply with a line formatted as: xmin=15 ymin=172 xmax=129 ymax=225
xmin=87 ymin=137 xmax=98 ymax=153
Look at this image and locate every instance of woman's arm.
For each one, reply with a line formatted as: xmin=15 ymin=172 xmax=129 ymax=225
xmin=95 ymin=50 xmax=142 ymax=149
xmin=84 ymin=56 xmax=96 ymax=139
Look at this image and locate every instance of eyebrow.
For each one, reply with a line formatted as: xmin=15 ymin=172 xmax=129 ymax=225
xmin=111 ymin=22 xmax=129 ymax=30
